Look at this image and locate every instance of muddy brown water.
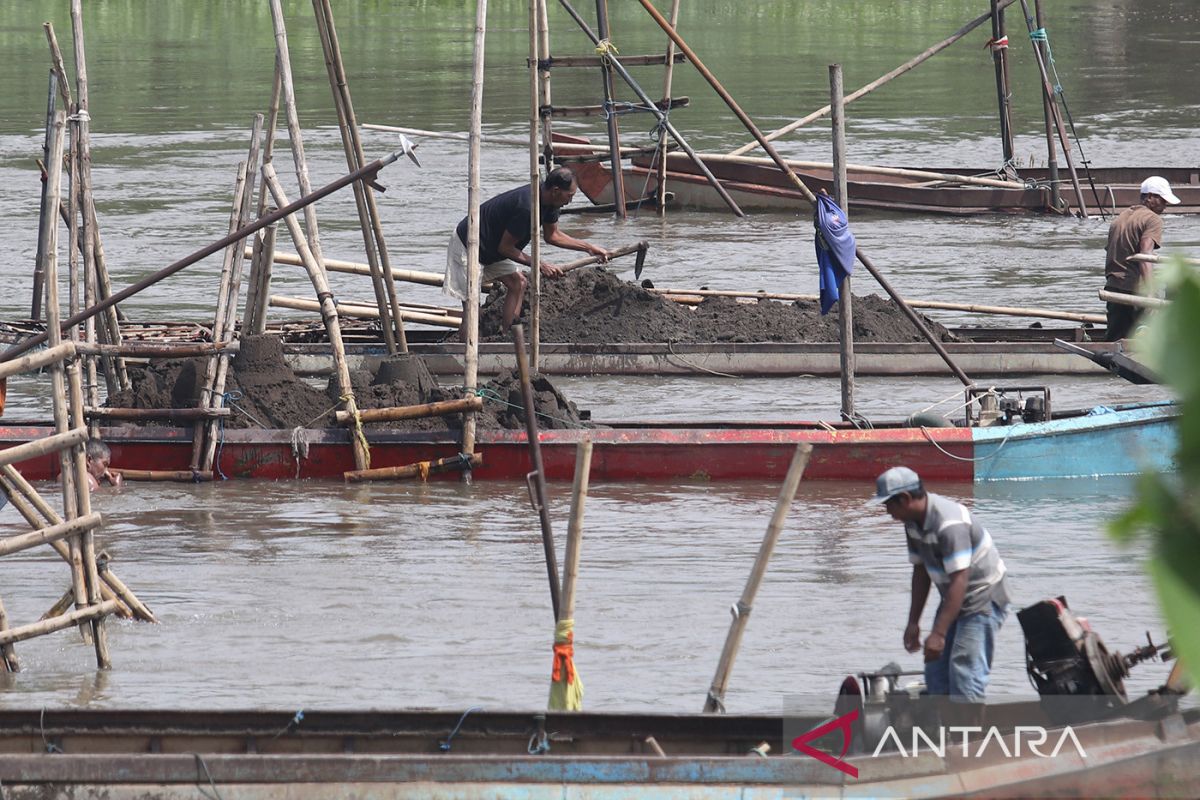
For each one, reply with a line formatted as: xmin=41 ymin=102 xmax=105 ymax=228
xmin=0 ymin=0 xmax=1193 ymax=712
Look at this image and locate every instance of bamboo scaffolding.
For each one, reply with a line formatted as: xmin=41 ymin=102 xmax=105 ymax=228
xmin=88 ymin=407 xmax=231 ymax=422
xmin=70 ymin=0 xmax=129 ymax=392
xmin=68 ymin=359 xmax=111 ymax=667
xmin=39 ymin=590 xmax=75 ymax=623
xmin=594 ymin=0 xmax=627 ymax=219
xmin=362 ymin=124 xmax=654 ymax=154
xmin=704 ymin=444 xmax=811 ymax=713
xmin=345 ymin=453 xmax=482 ymax=483
xmin=1033 ymin=0 xmax=1062 ymax=210
xmin=0 ymin=342 xmax=76 ymax=381
xmin=334 ymin=396 xmax=482 ymax=425
xmin=636 ymin=0 xmax=971 ymax=387
xmin=244 ymin=62 xmax=283 ymax=336
xmin=0 ymin=594 xmax=20 ymax=670
xmin=0 ymin=513 xmax=103 ymax=558
xmin=312 ymin=0 xmax=406 ymax=355
xmin=113 ymin=469 xmax=214 ymax=483
xmin=191 ymin=159 xmax=250 ymax=473
xmin=0 ymin=600 xmax=120 ymax=647
xmin=830 ymin=64 xmax=854 ymax=420
xmin=728 ymin=0 xmax=1020 ymax=156
xmin=461 ymin=0 xmax=489 ymax=471
xmin=74 ymin=341 xmax=238 ymax=358
xmin=2 ymin=147 xmax=411 ymax=363
xmin=31 ymin=70 xmax=57 ymax=322
xmin=249 ymin=248 xmax=447 ymax=288
xmin=528 ymin=0 xmax=544 ymax=369
xmin=262 ymin=165 xmax=369 ymax=472
xmin=0 ymin=466 xmax=147 ymax=621
xmin=536 ymin=0 xmax=554 ymax=169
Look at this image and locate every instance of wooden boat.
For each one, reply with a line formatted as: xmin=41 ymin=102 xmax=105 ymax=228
xmin=0 ymin=698 xmax=1194 ymax=798
xmin=560 ymin=137 xmax=1200 ymax=215
xmin=0 ymin=401 xmax=1176 ymax=483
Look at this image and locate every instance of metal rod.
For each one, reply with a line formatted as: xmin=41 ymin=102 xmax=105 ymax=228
xmin=528 ymin=0 xmax=544 ymax=370
xmin=594 ymin=0 xmax=627 ymax=218
xmin=1033 ymin=0 xmax=1061 ymax=211
xmin=990 ymin=0 xmax=1015 ymax=164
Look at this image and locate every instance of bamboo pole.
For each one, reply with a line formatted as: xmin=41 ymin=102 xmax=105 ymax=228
xmin=461 ymin=0 xmax=489 ymax=471
xmin=655 ymin=0 xmax=681 ymax=215
xmin=536 ymin=0 xmax=555 ymax=169
xmin=72 ymin=111 xmax=105 ymax=416
xmin=560 ymin=438 xmax=593 ymax=619
xmin=0 ymin=342 xmax=77 ymax=381
xmin=0 ymin=595 xmax=19 ymax=671
xmin=594 ymin=0 xmax=627 ymax=219
xmin=0 ymin=600 xmax=120 ymax=647
xmin=362 ymin=124 xmax=656 ymax=153
xmin=989 ymin=0 xmax=1015 ymax=165
xmin=1098 ymin=289 xmax=1168 ymax=310
xmin=74 ymin=341 xmax=238 ymax=358
xmin=0 ymin=513 xmax=103 ymax=558
xmin=673 ymin=152 xmax=1026 ymax=191
xmin=262 ymin=165 xmax=369 ymax=472
xmin=32 ymin=70 xmax=57 ymax=321
xmin=250 ymin=248 xmax=447 ymax=288
xmin=830 ymin=64 xmax=854 ymax=420
xmin=312 ymin=0 xmax=406 ymax=355
xmin=1033 ymin=0 xmax=1061 ymax=210
xmin=268 ymin=295 xmax=461 ymax=328
xmin=345 ymin=453 xmax=482 ymax=483
xmin=636 ymin=0 xmax=971 ymax=387
xmin=191 ymin=160 xmax=249 ymax=472
xmin=88 ymin=407 xmax=231 ymax=421
xmin=512 ymin=323 xmax=560 ymax=621
xmin=704 ymin=444 xmax=812 ymax=713
xmin=528 ymin=0 xmax=544 ymax=370
xmin=113 ymin=469 xmax=214 ymax=482
xmin=0 ymin=465 xmax=150 ymax=621
xmin=2 ymin=147 xmax=411 ymax=363
xmin=554 ymin=0 xmax=743 ymax=217
xmin=68 ymin=359 xmax=111 ymax=668
xmin=1015 ymin=0 xmax=1088 ymax=217
xmin=651 ymin=287 xmax=1105 ymax=323
xmin=243 ymin=60 xmax=283 ymax=336
xmin=70 ymin=0 xmax=128 ymax=392
xmin=40 ymin=590 xmax=76 ymax=623
xmin=1130 ymin=253 xmax=1200 ymax=266
xmin=334 ymin=396 xmax=482 ymax=425
xmin=729 ymin=0 xmax=1019 ymax=156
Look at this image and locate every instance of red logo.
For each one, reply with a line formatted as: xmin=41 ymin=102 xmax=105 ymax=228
xmin=791 ymin=709 xmax=859 ymax=778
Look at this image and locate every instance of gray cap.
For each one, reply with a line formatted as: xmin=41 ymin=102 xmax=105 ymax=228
xmin=868 ymin=466 xmax=922 ymax=505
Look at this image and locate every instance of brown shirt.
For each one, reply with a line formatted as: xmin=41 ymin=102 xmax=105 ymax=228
xmin=1105 ymin=205 xmax=1163 ymax=292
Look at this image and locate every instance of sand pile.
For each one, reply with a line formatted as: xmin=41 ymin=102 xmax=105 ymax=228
xmin=104 ymin=335 xmax=590 ymax=432
xmin=475 ymin=268 xmax=958 ymax=343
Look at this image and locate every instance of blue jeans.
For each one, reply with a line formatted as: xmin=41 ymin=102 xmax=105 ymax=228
xmin=925 ymin=601 xmax=1007 ymax=702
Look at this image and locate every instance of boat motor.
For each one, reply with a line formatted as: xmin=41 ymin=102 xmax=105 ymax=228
xmin=1018 ymin=596 xmax=1174 ymax=720
xmin=965 ymin=385 xmax=1052 ymax=427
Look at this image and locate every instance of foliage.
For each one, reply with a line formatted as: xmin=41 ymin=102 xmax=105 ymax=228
xmin=1110 ymin=258 xmax=1200 ymax=691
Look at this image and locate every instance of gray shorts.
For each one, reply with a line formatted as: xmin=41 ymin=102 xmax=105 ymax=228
xmin=442 ymin=233 xmax=521 ymax=301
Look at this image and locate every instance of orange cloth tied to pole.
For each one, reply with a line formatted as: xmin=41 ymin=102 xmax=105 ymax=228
xmin=552 ymin=632 xmax=576 ymax=684
xmin=548 ymin=618 xmax=584 ymax=710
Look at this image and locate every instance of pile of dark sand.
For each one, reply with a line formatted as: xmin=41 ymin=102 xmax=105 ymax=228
xmin=474 ymin=268 xmax=958 ymax=343
xmin=105 ymin=335 xmax=589 ymax=432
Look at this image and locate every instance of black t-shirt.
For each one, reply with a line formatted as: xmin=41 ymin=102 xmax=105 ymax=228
xmin=456 ymin=185 xmax=561 ymax=265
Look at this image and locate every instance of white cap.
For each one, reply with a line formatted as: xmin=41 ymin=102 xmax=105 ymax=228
xmin=1140 ymin=176 xmax=1181 ymax=205
xmin=867 ymin=466 xmax=922 ymax=506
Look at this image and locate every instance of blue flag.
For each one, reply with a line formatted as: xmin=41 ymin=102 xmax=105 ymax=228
xmin=814 ymin=194 xmax=857 ymax=315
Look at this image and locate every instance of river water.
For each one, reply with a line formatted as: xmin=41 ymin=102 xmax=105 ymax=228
xmin=0 ymin=1 xmax=1194 ymax=712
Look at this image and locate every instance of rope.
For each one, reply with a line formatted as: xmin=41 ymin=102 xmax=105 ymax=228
xmin=301 ymin=399 xmax=342 ymax=429
xmin=473 ymin=387 xmax=590 ymax=430
xmin=705 ymin=690 xmax=726 ymax=714
xmin=439 ymin=706 xmax=482 ymax=752
xmin=341 ymin=394 xmax=371 ymax=470
xmin=271 ymin=709 xmax=305 ymax=738
xmin=416 ymin=460 xmax=431 ymax=482
xmin=290 ymin=426 xmax=311 ymax=479
xmin=192 ymin=753 xmax=225 ymax=800
xmin=527 ymin=727 xmax=552 ymax=755
xmin=664 ymin=340 xmax=739 ymax=379
xmin=920 ymin=425 xmax=1014 ymax=463
xmin=593 ymin=38 xmax=619 ymax=65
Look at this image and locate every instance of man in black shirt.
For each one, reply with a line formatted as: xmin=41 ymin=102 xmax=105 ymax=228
xmin=444 ymin=167 xmax=611 ymax=332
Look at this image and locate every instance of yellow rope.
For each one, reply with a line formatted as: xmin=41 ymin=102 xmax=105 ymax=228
xmin=594 ymin=38 xmax=619 ymax=63
xmin=416 ymin=461 xmax=431 ymax=482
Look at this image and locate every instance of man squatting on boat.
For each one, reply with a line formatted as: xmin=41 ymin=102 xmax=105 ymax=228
xmin=869 ymin=467 xmax=1010 ymax=707
xmin=1103 ymin=176 xmax=1181 ymax=341
xmin=443 ymin=166 xmax=613 ymax=334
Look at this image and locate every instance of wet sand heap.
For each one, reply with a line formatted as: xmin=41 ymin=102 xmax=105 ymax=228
xmin=106 ymin=335 xmax=589 ymax=431
xmin=478 ymin=268 xmax=958 ymax=343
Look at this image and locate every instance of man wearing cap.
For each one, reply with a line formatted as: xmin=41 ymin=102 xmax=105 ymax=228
xmin=1103 ymin=176 xmax=1181 ymax=341
xmin=870 ymin=466 xmax=1010 ymax=703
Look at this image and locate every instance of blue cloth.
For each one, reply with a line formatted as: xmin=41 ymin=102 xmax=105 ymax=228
xmin=814 ymin=194 xmax=857 ymax=315
xmin=925 ymin=600 xmax=1007 ymax=702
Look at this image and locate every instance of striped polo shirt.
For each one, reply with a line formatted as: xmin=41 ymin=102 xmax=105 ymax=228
xmin=905 ymin=493 xmax=1009 ymax=616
